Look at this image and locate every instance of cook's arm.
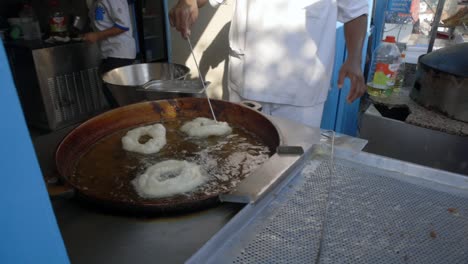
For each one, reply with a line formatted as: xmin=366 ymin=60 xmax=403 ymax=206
xmin=84 ymin=0 xmax=131 ymax=43
xmin=338 ymin=14 xmax=368 ymax=103
xmin=169 ymin=0 xmax=223 ymax=38
xmin=83 ymin=27 xmax=125 ymax=43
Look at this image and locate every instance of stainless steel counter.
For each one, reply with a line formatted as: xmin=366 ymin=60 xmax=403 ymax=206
xmin=360 ymin=91 xmax=468 ymax=176
xmin=188 ymin=145 xmax=468 ymax=263
xmin=52 ymin=198 xmax=242 ymax=264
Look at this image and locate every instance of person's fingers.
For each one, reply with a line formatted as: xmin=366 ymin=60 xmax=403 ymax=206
xmin=174 ymin=8 xmax=186 ymax=29
xmin=359 ymin=77 xmax=367 ymax=97
xmin=347 ymin=75 xmax=358 ymax=103
xmin=347 ymin=73 xmax=366 ymax=103
xmin=169 ymin=8 xmax=175 ymax=27
xmin=170 ymin=0 xmax=200 ymax=38
xmin=182 ymin=28 xmax=191 ymax=39
xmin=189 ymin=9 xmax=198 ymax=27
xmin=184 ymin=12 xmax=191 ymax=35
xmin=174 ymin=8 xmax=186 ymax=33
xmin=338 ymin=67 xmax=346 ymax=88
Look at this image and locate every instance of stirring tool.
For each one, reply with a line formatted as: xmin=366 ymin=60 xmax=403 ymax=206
xmin=187 ymin=37 xmax=217 ymax=122
xmin=315 ymin=130 xmax=336 ymax=263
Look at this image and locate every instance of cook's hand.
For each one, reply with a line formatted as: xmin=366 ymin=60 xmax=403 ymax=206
xmin=169 ymin=0 xmax=199 ymax=38
xmin=338 ymin=58 xmax=366 ymax=103
xmin=83 ymin=32 xmax=100 ymax=43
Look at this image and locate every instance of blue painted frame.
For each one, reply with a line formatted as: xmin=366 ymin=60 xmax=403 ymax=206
xmin=321 ymin=0 xmax=375 ymax=136
xmin=321 ymin=25 xmax=347 ymax=131
xmin=162 ymin=0 xmax=172 ymax=62
xmin=373 ymin=0 xmax=388 ymax=53
xmin=0 ymin=41 xmax=69 ymax=263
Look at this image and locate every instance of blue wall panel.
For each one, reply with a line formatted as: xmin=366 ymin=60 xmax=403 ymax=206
xmin=321 ymin=25 xmax=346 ymax=131
xmin=373 ymin=0 xmax=388 ymax=52
xmin=0 ymin=41 xmax=69 ymax=264
xmin=321 ymin=0 xmax=374 ymax=136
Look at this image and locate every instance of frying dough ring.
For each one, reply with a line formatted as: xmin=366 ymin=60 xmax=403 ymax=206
xmin=122 ymin=124 xmax=167 ymax=154
xmin=180 ymin=117 xmax=232 ymax=138
xmin=131 ymin=160 xmax=207 ymax=198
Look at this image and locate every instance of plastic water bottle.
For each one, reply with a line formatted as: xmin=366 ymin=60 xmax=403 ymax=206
xmin=367 ymin=36 xmax=401 ymax=97
xmin=49 ymin=0 xmax=68 ymax=37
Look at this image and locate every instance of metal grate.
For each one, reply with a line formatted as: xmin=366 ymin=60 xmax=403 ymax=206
xmin=47 ymin=67 xmax=107 ymax=127
xmin=231 ymin=161 xmax=468 ymax=264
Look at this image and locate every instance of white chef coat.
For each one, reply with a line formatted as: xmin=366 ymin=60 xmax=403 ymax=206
xmin=89 ymin=0 xmax=136 ymax=59
xmin=210 ymin=0 xmax=368 ymax=107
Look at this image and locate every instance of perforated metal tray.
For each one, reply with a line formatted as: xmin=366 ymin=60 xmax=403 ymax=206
xmin=188 ymin=146 xmax=468 ymax=264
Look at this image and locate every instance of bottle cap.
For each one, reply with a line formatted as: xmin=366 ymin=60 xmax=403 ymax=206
xmin=384 ymin=36 xmax=396 ymax=43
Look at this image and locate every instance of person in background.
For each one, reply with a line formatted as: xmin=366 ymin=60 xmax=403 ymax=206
xmin=84 ymin=0 xmax=136 ymax=107
xmin=170 ymin=0 xmax=368 ymax=127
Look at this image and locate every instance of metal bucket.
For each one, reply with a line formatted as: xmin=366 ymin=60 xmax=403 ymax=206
xmin=102 ymin=63 xmax=191 ymax=106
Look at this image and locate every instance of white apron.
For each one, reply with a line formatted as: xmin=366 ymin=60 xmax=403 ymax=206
xmin=222 ymin=0 xmax=368 ymax=107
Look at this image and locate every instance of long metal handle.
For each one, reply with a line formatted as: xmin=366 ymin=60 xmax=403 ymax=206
xmin=187 ymin=38 xmax=217 ymax=122
xmin=428 ymin=0 xmax=446 ymax=53
xmin=314 ymin=130 xmax=336 ymax=263
xmin=138 ymin=79 xmax=209 ymax=93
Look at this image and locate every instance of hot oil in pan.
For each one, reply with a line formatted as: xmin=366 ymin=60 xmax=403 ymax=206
xmin=72 ymin=118 xmax=272 ymax=203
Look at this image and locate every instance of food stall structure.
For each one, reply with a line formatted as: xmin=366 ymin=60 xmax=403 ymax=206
xmin=1 ymin=1 xmax=468 ymax=263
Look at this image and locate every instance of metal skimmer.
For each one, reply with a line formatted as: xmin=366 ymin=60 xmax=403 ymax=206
xmin=139 ymin=79 xmax=209 ymax=94
xmin=314 ymin=130 xmax=335 ymax=263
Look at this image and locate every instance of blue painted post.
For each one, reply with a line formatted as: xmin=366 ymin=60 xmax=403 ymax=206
xmin=130 ymin=2 xmax=141 ymax=55
xmin=335 ymin=0 xmax=374 ymax=136
xmin=334 ymin=42 xmax=366 ymax=136
xmin=321 ymin=24 xmax=347 ymax=131
xmin=162 ymin=0 xmax=172 ymax=62
xmin=321 ymin=0 xmax=374 ymax=136
xmin=0 ymin=42 xmax=69 ymax=263
xmin=373 ymin=0 xmax=388 ymax=53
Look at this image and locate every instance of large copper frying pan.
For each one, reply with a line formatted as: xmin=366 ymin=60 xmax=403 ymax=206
xmin=56 ymin=98 xmax=280 ymax=214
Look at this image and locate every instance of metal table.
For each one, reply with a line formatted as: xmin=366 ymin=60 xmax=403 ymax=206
xmin=189 ymin=146 xmax=468 ymax=263
xmin=52 ymin=198 xmax=242 ymax=264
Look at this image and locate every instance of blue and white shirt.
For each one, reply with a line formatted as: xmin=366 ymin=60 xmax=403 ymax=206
xmin=89 ymin=0 xmax=136 ymax=59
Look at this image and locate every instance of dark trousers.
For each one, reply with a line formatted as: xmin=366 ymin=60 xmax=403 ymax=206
xmin=100 ymin=57 xmax=135 ymax=108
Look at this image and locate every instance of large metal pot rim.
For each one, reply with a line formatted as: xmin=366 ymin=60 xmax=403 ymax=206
xmin=101 ymin=62 xmax=190 ymax=86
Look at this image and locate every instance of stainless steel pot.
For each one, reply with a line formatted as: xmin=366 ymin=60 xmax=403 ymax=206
xmin=410 ymin=43 xmax=468 ymax=122
xmin=102 ymin=63 xmax=191 ymax=106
